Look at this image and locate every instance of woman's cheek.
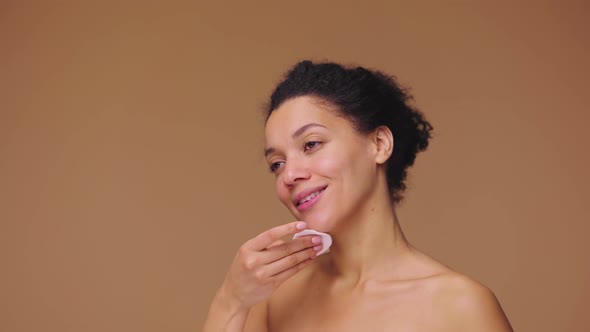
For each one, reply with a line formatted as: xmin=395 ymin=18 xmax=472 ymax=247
xmin=315 ymin=154 xmax=344 ymax=176
xmin=275 ymin=179 xmax=290 ymax=207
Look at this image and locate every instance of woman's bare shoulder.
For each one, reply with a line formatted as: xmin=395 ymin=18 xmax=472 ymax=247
xmin=430 ymin=272 xmax=513 ymax=332
xmin=395 ymin=249 xmax=513 ymax=331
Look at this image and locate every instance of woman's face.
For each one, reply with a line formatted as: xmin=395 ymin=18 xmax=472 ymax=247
xmin=264 ymin=96 xmax=380 ymax=231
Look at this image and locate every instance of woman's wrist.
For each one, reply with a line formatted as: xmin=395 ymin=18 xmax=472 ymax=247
xmin=203 ymin=285 xmax=250 ymax=332
xmin=214 ymin=284 xmax=249 ymax=315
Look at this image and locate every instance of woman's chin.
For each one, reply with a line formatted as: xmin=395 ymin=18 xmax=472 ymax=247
xmin=288 ymin=202 xmax=337 ymax=231
xmin=300 ymin=214 xmax=334 ymax=233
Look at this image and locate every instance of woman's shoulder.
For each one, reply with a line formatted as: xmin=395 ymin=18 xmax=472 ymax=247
xmin=393 ymin=250 xmax=513 ymax=331
xmin=428 ymin=271 xmax=513 ymax=331
xmin=431 ymin=271 xmax=497 ymax=306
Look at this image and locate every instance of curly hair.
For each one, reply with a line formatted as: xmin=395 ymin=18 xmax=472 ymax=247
xmin=265 ymin=60 xmax=433 ymax=203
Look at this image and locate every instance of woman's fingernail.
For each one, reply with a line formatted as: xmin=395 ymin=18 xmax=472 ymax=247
xmin=296 ymin=222 xmax=307 ymax=230
xmin=312 ymin=236 xmax=322 ymax=244
xmin=313 ymin=244 xmax=323 ymax=251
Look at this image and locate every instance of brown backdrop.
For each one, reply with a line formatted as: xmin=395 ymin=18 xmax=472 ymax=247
xmin=1 ymin=1 xmax=589 ymax=331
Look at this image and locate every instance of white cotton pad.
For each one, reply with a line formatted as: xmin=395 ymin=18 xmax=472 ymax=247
xmin=293 ymin=229 xmax=333 ymax=256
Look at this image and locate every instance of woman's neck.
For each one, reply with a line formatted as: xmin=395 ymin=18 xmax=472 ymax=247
xmin=317 ymin=189 xmax=414 ymax=288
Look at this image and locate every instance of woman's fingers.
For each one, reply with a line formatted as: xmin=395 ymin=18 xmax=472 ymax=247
xmin=266 ymin=239 xmax=285 ymax=249
xmin=220 ymin=223 xmax=320 ymax=309
xmin=263 ymin=235 xmax=321 ymax=263
xmin=264 ymin=246 xmax=318 ymax=278
xmin=271 ymin=255 xmax=315 ymax=281
xmin=247 ymin=221 xmax=307 ymax=251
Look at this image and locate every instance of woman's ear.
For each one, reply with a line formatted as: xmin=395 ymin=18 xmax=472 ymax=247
xmin=373 ymin=126 xmax=394 ymax=164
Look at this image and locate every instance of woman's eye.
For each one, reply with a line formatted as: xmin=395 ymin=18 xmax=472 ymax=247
xmin=304 ymin=141 xmax=321 ymax=151
xmin=269 ymin=161 xmax=284 ymax=173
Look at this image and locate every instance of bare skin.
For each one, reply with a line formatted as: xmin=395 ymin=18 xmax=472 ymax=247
xmin=257 ymin=215 xmax=512 ymax=332
xmin=204 ymin=96 xmax=512 ymax=331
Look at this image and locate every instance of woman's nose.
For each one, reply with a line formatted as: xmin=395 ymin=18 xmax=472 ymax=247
xmin=282 ymin=159 xmax=311 ymax=186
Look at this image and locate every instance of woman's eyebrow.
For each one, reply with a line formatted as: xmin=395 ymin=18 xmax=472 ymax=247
xmin=264 ymin=147 xmax=275 ymax=158
xmin=292 ymin=123 xmax=327 ymax=138
xmin=264 ymin=123 xmax=327 ymax=157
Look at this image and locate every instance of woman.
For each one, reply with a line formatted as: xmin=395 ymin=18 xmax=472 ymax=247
xmin=203 ymin=61 xmax=512 ymax=331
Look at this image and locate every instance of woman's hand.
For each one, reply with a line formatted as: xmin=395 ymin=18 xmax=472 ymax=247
xmin=219 ymin=221 xmax=322 ymax=310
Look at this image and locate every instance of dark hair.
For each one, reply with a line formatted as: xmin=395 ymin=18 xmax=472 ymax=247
xmin=265 ymin=60 xmax=433 ymax=203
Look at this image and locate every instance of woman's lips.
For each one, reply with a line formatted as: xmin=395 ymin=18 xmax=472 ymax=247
xmin=296 ymin=188 xmax=325 ymax=211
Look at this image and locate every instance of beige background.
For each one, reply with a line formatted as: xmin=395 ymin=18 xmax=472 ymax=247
xmin=1 ymin=1 xmax=589 ymax=331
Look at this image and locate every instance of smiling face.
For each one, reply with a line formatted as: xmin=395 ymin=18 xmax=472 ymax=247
xmin=264 ymin=96 xmax=385 ymax=231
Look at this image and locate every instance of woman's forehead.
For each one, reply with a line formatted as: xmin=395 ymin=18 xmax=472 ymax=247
xmin=265 ymin=96 xmax=341 ymax=135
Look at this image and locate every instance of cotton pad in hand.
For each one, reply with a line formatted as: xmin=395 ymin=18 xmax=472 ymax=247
xmin=293 ymin=229 xmax=332 ymax=256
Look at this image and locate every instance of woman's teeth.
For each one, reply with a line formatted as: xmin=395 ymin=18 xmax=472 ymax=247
xmin=298 ymin=190 xmax=323 ymax=205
